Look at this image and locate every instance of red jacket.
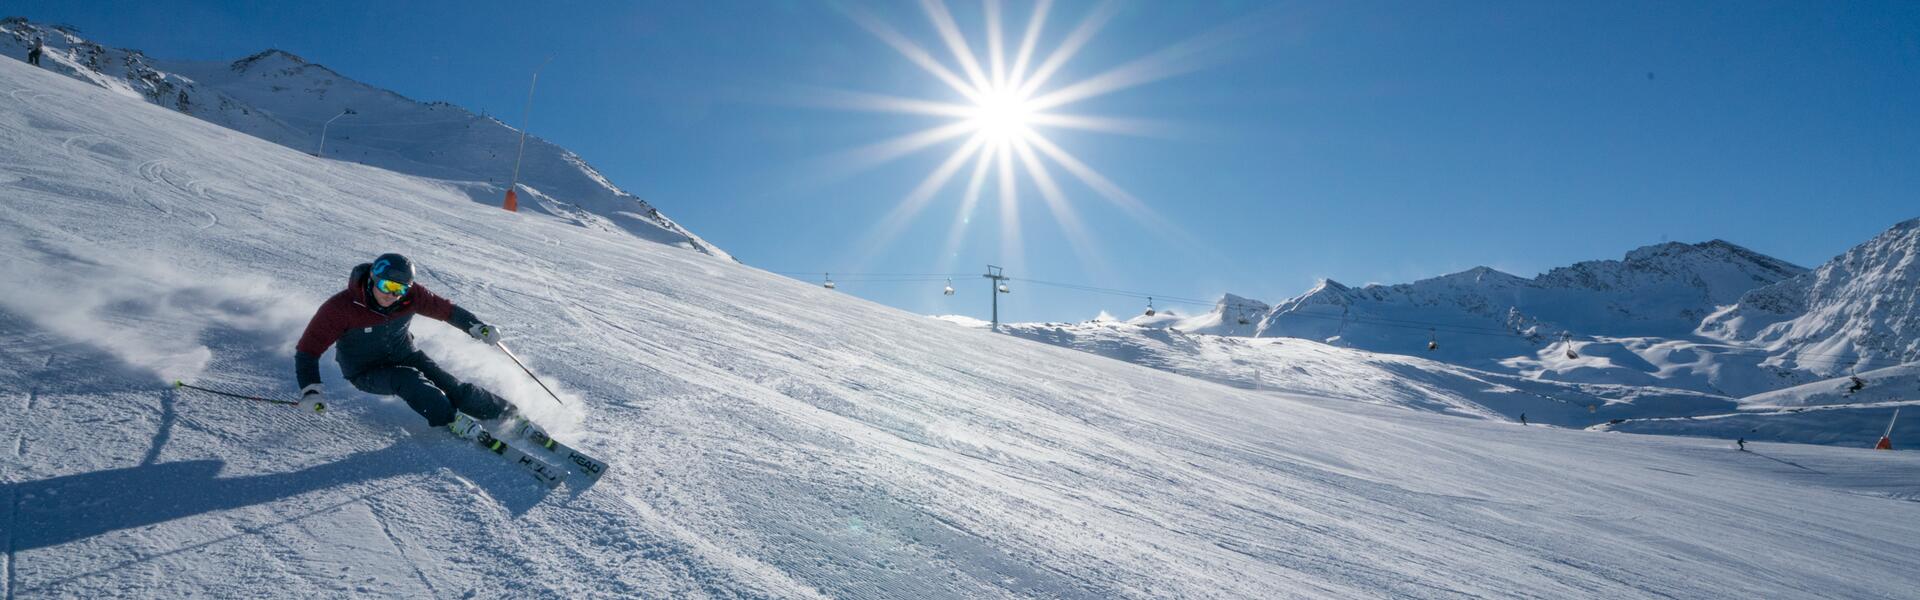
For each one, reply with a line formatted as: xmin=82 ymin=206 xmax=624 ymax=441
xmin=294 ymin=263 xmax=480 ymax=389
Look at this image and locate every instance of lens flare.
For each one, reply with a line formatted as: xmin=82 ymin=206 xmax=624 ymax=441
xmin=823 ymin=0 xmax=1232 ymax=274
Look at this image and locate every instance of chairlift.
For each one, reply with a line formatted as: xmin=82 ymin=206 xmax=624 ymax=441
xmin=943 ymin=278 xmax=955 ymax=296
xmin=1144 ymin=297 xmax=1156 ymax=317
xmin=1427 ymin=328 xmax=1438 ymax=351
xmin=1848 ymin=375 xmax=1866 ymax=395
xmin=1561 ymin=332 xmax=1579 ymax=359
xmin=998 ymin=282 xmax=1010 ymax=294
xmin=823 ymin=272 xmax=835 ymax=290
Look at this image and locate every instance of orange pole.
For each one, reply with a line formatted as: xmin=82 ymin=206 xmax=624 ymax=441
xmin=1876 ymin=408 xmax=1899 ymax=450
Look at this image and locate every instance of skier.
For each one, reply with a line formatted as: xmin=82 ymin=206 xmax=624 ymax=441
xmin=1736 ymin=437 xmax=1747 ymax=451
xmin=26 ymin=39 xmax=43 ymax=66
xmin=1519 ymin=413 xmax=1527 ymax=426
xmin=293 ymin=253 xmax=512 ymax=431
xmin=1847 ymin=376 xmax=1865 ymax=395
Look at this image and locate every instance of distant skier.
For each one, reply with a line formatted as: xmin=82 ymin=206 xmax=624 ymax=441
xmin=1847 ymin=376 xmax=1865 ymax=395
xmin=1519 ymin=413 xmax=1527 ymax=426
xmin=294 ymin=253 xmax=512 ymax=429
xmin=26 ymin=39 xmax=43 ymax=66
xmin=1736 ymin=437 xmax=1747 ymax=451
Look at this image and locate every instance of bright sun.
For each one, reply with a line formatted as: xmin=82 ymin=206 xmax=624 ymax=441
xmin=970 ymin=88 xmax=1035 ymax=144
xmin=828 ymin=0 xmax=1212 ymax=274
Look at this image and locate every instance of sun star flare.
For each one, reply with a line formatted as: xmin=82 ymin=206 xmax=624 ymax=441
xmin=829 ymin=0 xmax=1208 ymax=275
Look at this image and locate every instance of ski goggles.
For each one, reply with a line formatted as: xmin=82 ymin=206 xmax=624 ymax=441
xmin=373 ymin=278 xmax=411 ymax=296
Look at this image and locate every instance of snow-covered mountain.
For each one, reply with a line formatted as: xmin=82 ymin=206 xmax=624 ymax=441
xmin=1211 ymin=240 xmax=1806 ymax=396
xmin=982 ymin=316 xmax=1917 ymax=449
xmin=0 ymin=17 xmax=730 ymax=260
xmin=1702 ymin=217 xmax=1920 ymax=376
xmin=1106 ymin=293 xmax=1268 ymax=337
xmin=1033 ymin=227 xmax=1915 ymax=406
xmin=1259 ymin=239 xmax=1804 ymax=353
xmin=8 ymin=40 xmax=1920 ymax=598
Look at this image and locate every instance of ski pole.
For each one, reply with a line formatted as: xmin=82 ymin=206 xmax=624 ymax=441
xmin=173 ymin=381 xmax=300 ymax=406
xmin=496 ymin=341 xmax=567 ymax=406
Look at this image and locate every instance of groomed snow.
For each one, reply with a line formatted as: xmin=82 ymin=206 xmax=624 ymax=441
xmin=4 ymin=52 xmax=1920 ymax=599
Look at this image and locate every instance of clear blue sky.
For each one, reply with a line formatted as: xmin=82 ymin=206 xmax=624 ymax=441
xmin=14 ymin=1 xmax=1919 ymax=323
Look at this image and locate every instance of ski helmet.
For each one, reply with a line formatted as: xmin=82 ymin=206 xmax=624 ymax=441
xmin=370 ymin=253 xmax=415 ymax=287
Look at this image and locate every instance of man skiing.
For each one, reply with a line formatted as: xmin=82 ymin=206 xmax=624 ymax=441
xmin=26 ymin=39 xmax=43 ymax=66
xmin=294 ymin=253 xmax=512 ymax=430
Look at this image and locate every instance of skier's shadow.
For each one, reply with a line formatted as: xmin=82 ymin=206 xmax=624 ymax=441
xmin=5 ymin=440 xmax=549 ymax=554
xmin=1744 ymin=449 xmax=1824 ymax=474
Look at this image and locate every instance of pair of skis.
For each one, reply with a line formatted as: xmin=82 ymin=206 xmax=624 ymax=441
xmin=470 ymin=340 xmax=608 ymax=486
xmin=451 ymin=413 xmax=607 ymax=488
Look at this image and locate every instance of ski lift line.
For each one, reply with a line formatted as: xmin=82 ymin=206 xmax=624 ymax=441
xmin=770 ymin=270 xmax=1920 ymax=363
xmin=803 ymin=275 xmax=953 ymax=280
xmin=797 ymin=278 xmax=1918 ymax=354
xmin=1695 ymin=349 xmax=1918 ymax=369
xmin=1020 ymin=285 xmax=1522 ymax=338
xmin=769 ymin=271 xmax=973 ymax=277
xmin=1015 ymin=279 xmax=1526 ymax=333
xmin=325 ymin=118 xmax=482 ymax=128
xmin=273 ymin=112 xmax=484 ymax=128
xmin=1017 ymin=280 xmax=1526 ymax=336
xmin=329 ymin=119 xmax=480 ymax=127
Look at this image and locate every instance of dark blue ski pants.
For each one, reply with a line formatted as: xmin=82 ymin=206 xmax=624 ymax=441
xmin=349 ymin=351 xmax=510 ymax=426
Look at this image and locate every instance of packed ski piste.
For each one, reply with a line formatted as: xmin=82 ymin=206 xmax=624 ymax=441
xmin=177 ymin=252 xmax=607 ymax=487
xmin=7 ymin=11 xmax=1920 ymax=599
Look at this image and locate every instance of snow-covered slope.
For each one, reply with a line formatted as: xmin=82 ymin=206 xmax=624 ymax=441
xmin=6 ymin=43 xmax=1920 ymax=599
xmin=1701 ymin=218 xmax=1920 ymax=376
xmin=1593 ymin=363 xmax=1920 ymax=448
xmin=987 ymin=318 xmax=1737 ymax=427
xmin=986 ymin=317 xmax=1919 ymax=450
xmin=0 ymin=17 xmax=729 ymax=260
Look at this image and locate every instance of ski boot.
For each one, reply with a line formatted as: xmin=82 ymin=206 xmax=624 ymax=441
xmin=447 ymin=411 xmax=485 ymax=440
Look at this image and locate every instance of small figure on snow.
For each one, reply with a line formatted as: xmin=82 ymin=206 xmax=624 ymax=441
xmin=1847 ymin=376 xmax=1865 ymax=395
xmin=1737 ymin=437 xmax=1747 ymax=451
xmin=26 ymin=38 xmax=44 ymax=66
xmin=1519 ymin=413 xmax=1527 ymax=426
xmin=294 ymin=253 xmax=512 ymax=429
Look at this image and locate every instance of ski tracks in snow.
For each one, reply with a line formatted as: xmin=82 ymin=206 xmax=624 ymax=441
xmin=132 ymin=158 xmax=221 ymax=229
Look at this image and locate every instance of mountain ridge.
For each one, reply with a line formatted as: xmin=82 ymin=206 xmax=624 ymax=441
xmin=0 ymin=17 xmax=731 ymax=261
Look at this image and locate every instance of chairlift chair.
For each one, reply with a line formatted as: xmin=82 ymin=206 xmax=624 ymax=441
xmin=1428 ymin=329 xmax=1438 ymax=351
xmin=943 ymin=278 xmax=955 ymax=296
xmin=1562 ymin=332 xmax=1579 ymax=359
xmin=823 ymin=273 xmax=835 ymax=290
xmin=1144 ymin=297 xmax=1156 ymax=317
